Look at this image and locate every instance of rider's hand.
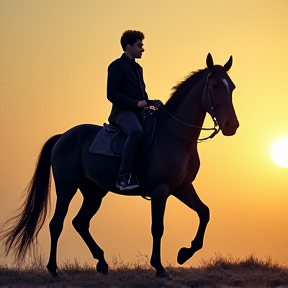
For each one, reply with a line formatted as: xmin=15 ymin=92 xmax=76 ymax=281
xmin=151 ymin=100 xmax=163 ymax=109
xmin=137 ymin=100 xmax=148 ymax=108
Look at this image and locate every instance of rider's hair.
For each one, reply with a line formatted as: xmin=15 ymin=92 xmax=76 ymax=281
xmin=120 ymin=30 xmax=145 ymax=51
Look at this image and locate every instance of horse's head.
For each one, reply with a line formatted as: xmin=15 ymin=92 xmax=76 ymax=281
xmin=202 ymin=53 xmax=239 ymax=136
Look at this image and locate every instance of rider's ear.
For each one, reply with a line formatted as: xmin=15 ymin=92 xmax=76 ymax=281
xmin=206 ymin=53 xmax=214 ymax=71
xmin=224 ymin=56 xmax=233 ymax=71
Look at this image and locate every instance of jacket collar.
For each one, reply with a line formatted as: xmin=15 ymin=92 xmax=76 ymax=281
xmin=121 ymin=53 xmax=139 ymax=67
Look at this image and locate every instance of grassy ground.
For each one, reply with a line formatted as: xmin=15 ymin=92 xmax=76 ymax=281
xmin=0 ymin=255 xmax=287 ymax=288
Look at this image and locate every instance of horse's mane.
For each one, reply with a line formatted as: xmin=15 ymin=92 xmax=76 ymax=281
xmin=165 ymin=68 xmax=208 ymax=111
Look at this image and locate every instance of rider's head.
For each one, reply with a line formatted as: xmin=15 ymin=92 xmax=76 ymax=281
xmin=121 ymin=30 xmax=145 ymax=59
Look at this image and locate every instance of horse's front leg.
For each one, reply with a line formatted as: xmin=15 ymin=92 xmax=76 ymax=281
xmin=173 ymin=183 xmax=210 ymax=265
xmin=150 ymin=183 xmax=170 ymax=278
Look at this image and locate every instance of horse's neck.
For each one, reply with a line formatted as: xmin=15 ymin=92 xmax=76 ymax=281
xmin=163 ymin=81 xmax=207 ymax=140
xmin=174 ymin=90 xmax=205 ymax=125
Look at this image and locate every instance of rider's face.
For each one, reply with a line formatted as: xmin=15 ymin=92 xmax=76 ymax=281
xmin=126 ymin=39 xmax=144 ymax=59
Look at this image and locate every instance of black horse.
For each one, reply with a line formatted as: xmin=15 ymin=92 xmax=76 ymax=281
xmin=1 ymin=53 xmax=239 ymax=278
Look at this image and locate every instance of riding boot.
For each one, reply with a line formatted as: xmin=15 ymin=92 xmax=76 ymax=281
xmin=116 ymin=132 xmax=142 ymax=190
xmin=114 ymin=111 xmax=143 ymax=190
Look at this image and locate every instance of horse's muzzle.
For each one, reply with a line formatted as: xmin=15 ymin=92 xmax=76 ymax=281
xmin=214 ymin=104 xmax=239 ymax=136
xmin=221 ymin=119 xmax=239 ymax=136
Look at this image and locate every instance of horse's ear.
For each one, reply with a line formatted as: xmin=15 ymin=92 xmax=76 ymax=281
xmin=224 ymin=55 xmax=233 ymax=71
xmin=206 ymin=53 xmax=214 ymax=70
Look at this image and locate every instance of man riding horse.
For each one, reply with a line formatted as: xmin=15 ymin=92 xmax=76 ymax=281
xmin=1 ymin=42 xmax=239 ymax=277
xmin=107 ymin=30 xmax=154 ymax=190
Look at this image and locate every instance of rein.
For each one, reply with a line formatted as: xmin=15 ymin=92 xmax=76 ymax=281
xmin=161 ymin=75 xmax=220 ymax=142
xmin=161 ymin=107 xmax=219 ymax=142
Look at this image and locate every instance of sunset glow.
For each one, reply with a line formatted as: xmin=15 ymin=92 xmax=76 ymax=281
xmin=0 ymin=0 xmax=287 ymax=267
xmin=271 ymin=138 xmax=288 ymax=168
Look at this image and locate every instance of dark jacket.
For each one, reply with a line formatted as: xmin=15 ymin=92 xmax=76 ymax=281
xmin=107 ymin=53 xmax=149 ymax=123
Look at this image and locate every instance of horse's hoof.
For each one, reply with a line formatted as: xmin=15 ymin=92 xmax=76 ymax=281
xmin=46 ymin=264 xmax=59 ymax=278
xmin=156 ymin=269 xmax=170 ymax=278
xmin=50 ymin=271 xmax=59 ymax=278
xmin=177 ymin=247 xmax=191 ymax=265
xmin=96 ymin=261 xmax=108 ymax=275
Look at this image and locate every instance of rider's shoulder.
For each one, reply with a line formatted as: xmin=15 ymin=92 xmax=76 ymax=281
xmin=108 ymin=55 xmax=126 ymax=70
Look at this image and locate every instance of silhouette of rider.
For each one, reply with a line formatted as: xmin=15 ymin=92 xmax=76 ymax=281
xmin=107 ymin=30 xmax=149 ymax=190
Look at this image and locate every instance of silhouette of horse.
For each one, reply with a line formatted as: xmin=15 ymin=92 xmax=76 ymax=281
xmin=1 ymin=53 xmax=239 ymax=278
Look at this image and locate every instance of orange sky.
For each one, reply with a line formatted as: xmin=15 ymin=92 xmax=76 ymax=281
xmin=0 ymin=0 xmax=287 ymax=268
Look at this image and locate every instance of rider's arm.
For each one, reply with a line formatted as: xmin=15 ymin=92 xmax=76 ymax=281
xmin=107 ymin=61 xmax=139 ymax=109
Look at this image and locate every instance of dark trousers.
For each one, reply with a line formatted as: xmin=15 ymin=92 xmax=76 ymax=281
xmin=114 ymin=111 xmax=143 ymax=179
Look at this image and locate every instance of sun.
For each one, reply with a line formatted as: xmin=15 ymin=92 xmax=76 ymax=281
xmin=271 ymin=138 xmax=288 ymax=168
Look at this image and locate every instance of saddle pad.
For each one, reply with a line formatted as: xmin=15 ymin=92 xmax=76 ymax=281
xmin=89 ymin=128 xmax=126 ymax=157
xmin=89 ymin=107 xmax=158 ymax=157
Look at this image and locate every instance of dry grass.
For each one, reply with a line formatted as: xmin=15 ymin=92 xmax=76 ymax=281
xmin=0 ymin=254 xmax=287 ymax=288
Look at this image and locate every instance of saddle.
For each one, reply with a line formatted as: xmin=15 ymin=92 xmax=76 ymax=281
xmin=89 ymin=106 xmax=159 ymax=157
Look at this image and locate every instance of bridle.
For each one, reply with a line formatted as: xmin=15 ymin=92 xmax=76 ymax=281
xmin=161 ymin=73 xmax=220 ymax=142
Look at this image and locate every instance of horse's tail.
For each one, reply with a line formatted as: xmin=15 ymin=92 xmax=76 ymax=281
xmin=1 ymin=134 xmax=62 ymax=261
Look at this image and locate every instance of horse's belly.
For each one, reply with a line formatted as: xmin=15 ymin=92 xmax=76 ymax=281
xmin=84 ymin=153 xmax=121 ymax=190
xmin=143 ymin=153 xmax=190 ymax=191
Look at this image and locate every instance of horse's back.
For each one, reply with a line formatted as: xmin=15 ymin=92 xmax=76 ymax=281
xmin=64 ymin=123 xmax=102 ymax=138
xmin=56 ymin=123 xmax=101 ymax=148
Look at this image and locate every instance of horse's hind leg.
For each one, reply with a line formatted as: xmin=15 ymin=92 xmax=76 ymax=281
xmin=46 ymin=182 xmax=78 ymax=277
xmin=72 ymin=178 xmax=108 ymax=275
xmin=173 ymin=183 xmax=210 ymax=265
